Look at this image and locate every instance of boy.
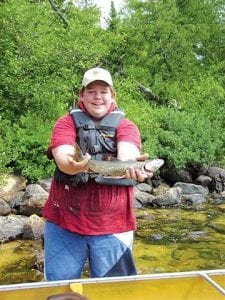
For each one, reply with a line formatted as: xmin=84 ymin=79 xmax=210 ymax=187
xmin=43 ymin=67 xmax=150 ymax=280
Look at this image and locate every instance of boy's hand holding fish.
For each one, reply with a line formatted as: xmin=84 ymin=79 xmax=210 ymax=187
xmin=69 ymin=143 xmax=164 ymax=183
xmin=52 ymin=145 xmax=91 ymax=175
xmin=67 ymin=153 xmax=91 ymax=172
xmin=124 ymin=153 xmax=152 ymax=182
xmin=52 ymin=143 xmax=164 ymax=183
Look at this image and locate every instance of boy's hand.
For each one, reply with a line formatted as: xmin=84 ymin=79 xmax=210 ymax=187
xmin=125 ymin=153 xmax=153 ymax=182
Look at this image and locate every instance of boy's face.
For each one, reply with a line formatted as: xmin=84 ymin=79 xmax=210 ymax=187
xmin=80 ymin=81 xmax=115 ymax=119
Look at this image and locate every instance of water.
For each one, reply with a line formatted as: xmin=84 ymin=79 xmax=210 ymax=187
xmin=1 ymin=204 xmax=225 ymax=284
xmin=0 ymin=240 xmax=43 ymax=284
xmin=134 ymin=204 xmax=225 ymax=274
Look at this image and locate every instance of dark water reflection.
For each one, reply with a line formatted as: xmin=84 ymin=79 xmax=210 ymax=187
xmin=1 ymin=203 xmax=225 ymax=284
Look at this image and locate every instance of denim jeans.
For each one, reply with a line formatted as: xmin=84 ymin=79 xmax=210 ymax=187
xmin=44 ymin=221 xmax=137 ymax=280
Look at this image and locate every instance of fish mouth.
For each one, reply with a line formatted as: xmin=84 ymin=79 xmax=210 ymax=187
xmin=144 ymin=159 xmax=164 ymax=172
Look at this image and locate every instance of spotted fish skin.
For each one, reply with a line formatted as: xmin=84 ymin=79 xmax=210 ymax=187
xmin=74 ymin=144 xmax=164 ymax=176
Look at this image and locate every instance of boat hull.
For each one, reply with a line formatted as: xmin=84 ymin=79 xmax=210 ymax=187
xmin=1 ymin=269 xmax=225 ymax=300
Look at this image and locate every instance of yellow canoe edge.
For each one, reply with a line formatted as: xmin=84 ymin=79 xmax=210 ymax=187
xmin=1 ymin=269 xmax=225 ymax=300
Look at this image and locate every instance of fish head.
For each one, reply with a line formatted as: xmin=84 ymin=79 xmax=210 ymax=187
xmin=144 ymin=159 xmax=164 ymax=173
xmin=74 ymin=143 xmax=85 ymax=161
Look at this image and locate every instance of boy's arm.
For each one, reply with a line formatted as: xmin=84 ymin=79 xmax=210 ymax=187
xmin=52 ymin=145 xmax=90 ymax=175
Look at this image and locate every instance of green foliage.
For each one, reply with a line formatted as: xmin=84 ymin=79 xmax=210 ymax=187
xmin=155 ymin=109 xmax=224 ymax=168
xmin=116 ymin=80 xmax=225 ymax=169
xmin=0 ymin=0 xmax=225 ymax=180
xmin=0 ymin=118 xmax=15 ymax=174
xmin=0 ymin=0 xmax=111 ymax=181
xmin=107 ymin=1 xmax=120 ymax=31
xmin=8 ymin=114 xmax=55 ymax=182
xmin=116 ymin=0 xmax=225 ymax=107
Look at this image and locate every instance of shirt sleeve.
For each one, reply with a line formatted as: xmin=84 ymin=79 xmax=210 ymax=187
xmin=47 ymin=114 xmax=76 ymax=159
xmin=117 ymin=118 xmax=142 ymax=150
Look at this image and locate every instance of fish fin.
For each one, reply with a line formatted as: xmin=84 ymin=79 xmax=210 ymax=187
xmin=107 ymin=157 xmax=135 ymax=162
xmin=107 ymin=157 xmax=120 ymax=161
xmin=74 ymin=143 xmax=85 ymax=162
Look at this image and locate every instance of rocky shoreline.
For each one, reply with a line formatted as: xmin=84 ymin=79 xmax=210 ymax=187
xmin=1 ymin=165 xmax=225 ymax=243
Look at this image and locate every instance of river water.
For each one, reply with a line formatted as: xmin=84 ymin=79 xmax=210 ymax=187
xmin=1 ymin=203 xmax=225 ymax=284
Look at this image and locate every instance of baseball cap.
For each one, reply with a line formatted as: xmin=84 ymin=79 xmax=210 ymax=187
xmin=82 ymin=67 xmax=113 ymax=87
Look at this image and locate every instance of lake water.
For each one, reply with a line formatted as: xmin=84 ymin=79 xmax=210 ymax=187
xmin=134 ymin=205 xmax=225 ymax=274
xmin=1 ymin=203 xmax=225 ymax=284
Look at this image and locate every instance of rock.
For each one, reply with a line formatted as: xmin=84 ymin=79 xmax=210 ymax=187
xmin=32 ymin=246 xmax=44 ymax=273
xmin=195 ymin=175 xmax=212 ymax=187
xmin=210 ymin=191 xmax=225 ymax=205
xmin=0 ymin=198 xmax=11 ymax=216
xmin=136 ymin=211 xmax=156 ymax=221
xmin=174 ymin=182 xmax=209 ymax=197
xmin=207 ymin=166 xmax=225 ymax=178
xmin=152 ymin=183 xmax=170 ymax=196
xmin=135 ymin=189 xmax=155 ymax=206
xmin=19 ymin=184 xmax=49 ymax=216
xmin=187 ymin=231 xmax=207 ymax=240
xmin=134 ymin=199 xmax=143 ymax=208
xmin=8 ymin=191 xmax=25 ymax=214
xmin=173 ymin=183 xmax=209 ymax=207
xmin=23 ymin=214 xmax=45 ymax=240
xmin=150 ymin=175 xmax=162 ymax=188
xmin=136 ymin=182 xmax=153 ymax=193
xmin=0 ymin=215 xmax=28 ymax=243
xmin=161 ymin=167 xmax=193 ymax=184
xmin=207 ymin=167 xmax=225 ymax=192
xmin=150 ymin=233 xmax=164 ymax=241
xmin=181 ymin=194 xmax=207 ymax=205
xmin=0 ymin=175 xmax=26 ymax=199
xmin=213 ymin=173 xmax=225 ymax=193
xmin=152 ymin=187 xmax=182 ymax=207
xmin=38 ymin=178 xmax=52 ymax=193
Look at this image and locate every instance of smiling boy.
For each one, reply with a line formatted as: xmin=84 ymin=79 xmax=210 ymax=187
xmin=43 ymin=67 xmax=150 ymax=280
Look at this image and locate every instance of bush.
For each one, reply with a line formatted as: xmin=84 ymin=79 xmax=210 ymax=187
xmin=152 ymin=108 xmax=224 ymax=168
xmin=3 ymin=114 xmax=54 ymax=181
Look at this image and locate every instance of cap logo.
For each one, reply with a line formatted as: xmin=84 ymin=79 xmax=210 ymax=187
xmin=93 ymin=70 xmax=99 ymax=75
xmin=93 ymin=70 xmax=101 ymax=79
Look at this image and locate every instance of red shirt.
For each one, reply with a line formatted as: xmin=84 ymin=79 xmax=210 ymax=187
xmin=42 ymin=113 xmax=141 ymax=235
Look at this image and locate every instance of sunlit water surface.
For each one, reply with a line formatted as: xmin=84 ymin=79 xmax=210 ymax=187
xmin=1 ymin=203 xmax=225 ymax=284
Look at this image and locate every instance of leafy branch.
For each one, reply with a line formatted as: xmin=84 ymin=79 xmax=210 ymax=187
xmin=48 ymin=0 xmax=69 ymax=28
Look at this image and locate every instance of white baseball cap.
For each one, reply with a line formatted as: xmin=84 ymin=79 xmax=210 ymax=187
xmin=82 ymin=67 xmax=113 ymax=87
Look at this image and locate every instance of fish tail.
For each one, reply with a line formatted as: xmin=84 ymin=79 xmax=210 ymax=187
xmin=74 ymin=143 xmax=85 ymax=161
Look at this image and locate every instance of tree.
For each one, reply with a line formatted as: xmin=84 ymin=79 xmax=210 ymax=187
xmin=118 ymin=0 xmax=224 ymax=100
xmin=0 ymin=0 xmax=108 ymax=180
xmin=105 ymin=0 xmax=225 ymax=167
xmin=107 ymin=1 xmax=119 ymax=31
xmin=0 ymin=0 xmax=224 ymax=179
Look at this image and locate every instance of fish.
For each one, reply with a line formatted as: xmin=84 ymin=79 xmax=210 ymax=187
xmin=74 ymin=144 xmax=164 ymax=177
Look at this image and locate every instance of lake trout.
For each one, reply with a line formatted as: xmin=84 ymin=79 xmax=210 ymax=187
xmin=74 ymin=144 xmax=164 ymax=177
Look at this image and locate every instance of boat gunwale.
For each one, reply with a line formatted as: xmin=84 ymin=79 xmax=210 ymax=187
xmin=1 ymin=269 xmax=225 ymax=292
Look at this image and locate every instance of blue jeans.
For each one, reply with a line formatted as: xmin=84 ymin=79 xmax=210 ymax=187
xmin=44 ymin=221 xmax=137 ymax=280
